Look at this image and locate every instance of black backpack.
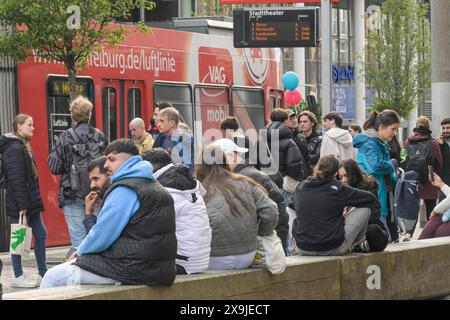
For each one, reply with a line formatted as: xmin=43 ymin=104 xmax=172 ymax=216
xmin=67 ymin=127 xmax=106 ymax=198
xmin=405 ymin=139 xmax=434 ymax=184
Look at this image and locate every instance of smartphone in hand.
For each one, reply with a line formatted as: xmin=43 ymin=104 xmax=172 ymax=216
xmin=428 ymin=165 xmax=434 ymax=182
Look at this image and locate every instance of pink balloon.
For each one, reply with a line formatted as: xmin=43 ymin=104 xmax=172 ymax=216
xmin=284 ymin=89 xmax=302 ymax=106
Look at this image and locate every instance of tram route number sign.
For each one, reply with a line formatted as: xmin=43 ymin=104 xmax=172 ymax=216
xmin=233 ymin=7 xmax=319 ymax=48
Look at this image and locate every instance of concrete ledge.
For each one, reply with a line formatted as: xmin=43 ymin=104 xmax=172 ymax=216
xmin=4 ymin=237 xmax=450 ymax=300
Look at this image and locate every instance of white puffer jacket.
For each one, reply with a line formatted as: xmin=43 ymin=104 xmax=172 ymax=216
xmin=154 ymin=164 xmax=212 ymax=274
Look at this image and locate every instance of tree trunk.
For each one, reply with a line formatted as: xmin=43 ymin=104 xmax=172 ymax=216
xmin=68 ymin=66 xmax=77 ymax=102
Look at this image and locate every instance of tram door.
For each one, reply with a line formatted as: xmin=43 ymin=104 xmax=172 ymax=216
xmin=101 ymin=79 xmax=145 ymax=142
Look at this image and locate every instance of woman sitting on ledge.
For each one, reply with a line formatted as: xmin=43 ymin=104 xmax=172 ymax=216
xmin=418 ymin=173 xmax=450 ymax=240
xmin=289 ymin=155 xmax=376 ymax=256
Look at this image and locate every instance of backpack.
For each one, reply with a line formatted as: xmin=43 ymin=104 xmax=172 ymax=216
xmin=67 ymin=127 xmax=106 ymax=199
xmin=394 ymin=169 xmax=420 ymax=235
xmin=0 ymin=152 xmax=6 ymax=189
xmin=405 ymin=139 xmax=434 ymax=184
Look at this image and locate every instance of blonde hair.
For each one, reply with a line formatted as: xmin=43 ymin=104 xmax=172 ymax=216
xmin=416 ymin=116 xmax=430 ymax=130
xmin=70 ymin=96 xmax=92 ymax=123
xmin=159 ymin=107 xmax=180 ymax=126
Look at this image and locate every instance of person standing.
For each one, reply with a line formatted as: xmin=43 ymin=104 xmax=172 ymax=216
xmin=353 ymin=110 xmax=401 ymax=242
xmin=286 ymin=110 xmax=310 ymax=173
xmin=404 ymin=116 xmax=442 ymax=225
xmin=47 ymin=96 xmax=108 ymax=258
xmin=0 ymin=114 xmax=47 ymax=288
xmin=298 ymin=111 xmax=322 ymax=173
xmin=438 ymin=118 xmax=450 ymax=200
xmin=129 ymin=117 xmax=154 ymax=155
xmin=320 ymin=112 xmax=354 ymax=161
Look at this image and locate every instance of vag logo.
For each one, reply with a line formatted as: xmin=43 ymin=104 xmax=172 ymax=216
xmin=203 ymin=66 xmax=226 ymax=84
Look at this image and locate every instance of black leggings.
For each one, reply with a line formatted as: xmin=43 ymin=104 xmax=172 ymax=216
xmin=366 ymin=224 xmax=389 ymax=252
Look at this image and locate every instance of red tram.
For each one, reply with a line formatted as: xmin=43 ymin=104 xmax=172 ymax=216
xmin=2 ymin=21 xmax=284 ymax=247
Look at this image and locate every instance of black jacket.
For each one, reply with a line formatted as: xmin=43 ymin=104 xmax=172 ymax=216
xmin=261 ymin=121 xmax=307 ymax=188
xmin=440 ymin=142 xmax=450 ymax=186
xmin=291 ymin=127 xmax=310 ymax=172
xmin=47 ymin=122 xmax=108 ymax=207
xmin=305 ymin=130 xmax=322 ymax=170
xmin=358 ymin=179 xmax=386 ymax=231
xmin=0 ymin=134 xmax=44 ymax=218
xmin=74 ymin=177 xmax=177 ymax=285
xmin=235 ymin=163 xmax=289 ymax=251
xmin=289 ymin=176 xmax=376 ymax=252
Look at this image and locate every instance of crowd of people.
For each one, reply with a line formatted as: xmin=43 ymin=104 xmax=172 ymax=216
xmin=0 ymin=95 xmax=449 ymax=289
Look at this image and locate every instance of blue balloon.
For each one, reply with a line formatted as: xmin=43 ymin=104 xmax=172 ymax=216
xmin=282 ymin=71 xmax=300 ymax=91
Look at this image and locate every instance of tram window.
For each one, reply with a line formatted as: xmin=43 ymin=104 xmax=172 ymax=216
xmin=154 ymin=83 xmax=193 ymax=130
xmin=46 ymin=77 xmax=94 ymax=148
xmin=232 ymin=88 xmax=265 ymax=131
xmin=102 ymin=87 xmax=117 ymax=142
xmin=127 ymin=88 xmax=142 ymax=123
xmin=269 ymin=96 xmax=276 ymax=111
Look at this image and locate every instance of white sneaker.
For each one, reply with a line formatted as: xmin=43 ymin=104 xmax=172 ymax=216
xmin=36 ymin=275 xmax=43 ymax=287
xmin=10 ymin=275 xmax=37 ymax=288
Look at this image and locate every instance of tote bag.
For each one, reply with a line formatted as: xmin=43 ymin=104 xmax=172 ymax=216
xmin=10 ymin=215 xmax=32 ymax=257
xmin=252 ymin=231 xmax=286 ymax=274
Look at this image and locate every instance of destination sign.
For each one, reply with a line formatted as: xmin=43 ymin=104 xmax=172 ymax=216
xmin=234 ymin=7 xmax=319 ymax=48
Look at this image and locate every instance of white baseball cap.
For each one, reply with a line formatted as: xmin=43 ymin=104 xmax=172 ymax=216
xmin=213 ymin=138 xmax=248 ymax=154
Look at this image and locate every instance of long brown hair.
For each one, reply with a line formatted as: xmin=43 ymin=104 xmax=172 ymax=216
xmin=195 ymin=144 xmax=265 ymax=216
xmin=363 ymin=109 xmax=400 ymax=131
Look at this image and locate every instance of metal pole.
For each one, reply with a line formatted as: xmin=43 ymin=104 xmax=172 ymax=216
xmin=294 ymin=3 xmax=306 ymax=100
xmin=321 ymin=0 xmax=332 ymax=116
xmin=431 ymin=0 xmax=450 ymax=134
xmin=354 ymin=0 xmax=366 ymax=126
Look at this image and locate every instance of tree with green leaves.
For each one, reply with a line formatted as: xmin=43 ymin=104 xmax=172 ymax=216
xmin=0 ymin=0 xmax=155 ymax=101
xmin=365 ymin=0 xmax=431 ymax=118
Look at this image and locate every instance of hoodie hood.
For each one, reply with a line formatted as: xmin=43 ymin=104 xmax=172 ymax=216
xmin=111 ymin=155 xmax=154 ymax=183
xmin=155 ymin=163 xmax=205 ymax=200
xmin=324 ymin=128 xmax=353 ymax=148
xmin=406 ymin=127 xmax=432 ymax=144
xmin=299 ymin=175 xmax=341 ymax=192
xmin=353 ymin=130 xmax=384 ymax=149
xmin=0 ymin=133 xmax=23 ymax=153
xmin=266 ymin=121 xmax=293 ymax=141
xmin=154 ymin=163 xmax=197 ymax=191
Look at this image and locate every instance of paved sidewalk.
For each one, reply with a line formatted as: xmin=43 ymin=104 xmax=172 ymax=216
xmin=0 ymin=246 xmax=69 ymax=295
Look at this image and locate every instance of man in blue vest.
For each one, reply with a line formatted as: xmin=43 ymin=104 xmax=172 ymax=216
xmin=40 ymin=139 xmax=177 ymax=288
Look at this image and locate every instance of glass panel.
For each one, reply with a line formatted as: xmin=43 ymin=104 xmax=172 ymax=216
xmin=154 ymin=83 xmax=193 ymax=130
xmin=46 ymin=77 xmax=94 ymax=148
xmin=339 ymin=9 xmax=349 ymax=37
xmin=232 ymin=88 xmax=265 ymax=132
xmin=127 ymin=88 xmax=142 ymax=124
xmin=332 ymin=8 xmax=338 ymax=36
xmin=339 ymin=38 xmax=349 ymax=63
xmin=102 ymin=88 xmax=117 ymax=142
xmin=269 ymin=96 xmax=276 ymax=111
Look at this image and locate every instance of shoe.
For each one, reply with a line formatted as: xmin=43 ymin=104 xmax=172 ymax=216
xmin=351 ymin=240 xmax=371 ymax=253
xmin=36 ymin=275 xmax=43 ymax=287
xmin=66 ymin=247 xmax=76 ymax=259
xmin=442 ymin=210 xmax=450 ymax=223
xmin=420 ymin=221 xmax=427 ymax=228
xmin=10 ymin=275 xmax=37 ymax=288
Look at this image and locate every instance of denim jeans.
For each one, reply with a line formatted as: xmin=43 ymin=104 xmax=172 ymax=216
xmin=63 ymin=201 xmax=87 ymax=249
xmin=11 ymin=212 xmax=48 ymax=278
xmin=40 ymin=260 xmax=120 ymax=288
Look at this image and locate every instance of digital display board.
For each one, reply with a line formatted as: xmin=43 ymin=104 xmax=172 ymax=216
xmin=234 ymin=7 xmax=319 ymax=48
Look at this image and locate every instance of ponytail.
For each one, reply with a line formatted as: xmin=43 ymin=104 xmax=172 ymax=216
xmin=314 ymin=155 xmax=339 ymax=180
xmin=363 ymin=111 xmax=378 ymax=130
xmin=363 ymin=109 xmax=400 ymax=131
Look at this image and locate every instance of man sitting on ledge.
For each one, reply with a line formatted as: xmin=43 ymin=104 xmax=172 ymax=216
xmin=40 ymin=139 xmax=177 ymax=288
